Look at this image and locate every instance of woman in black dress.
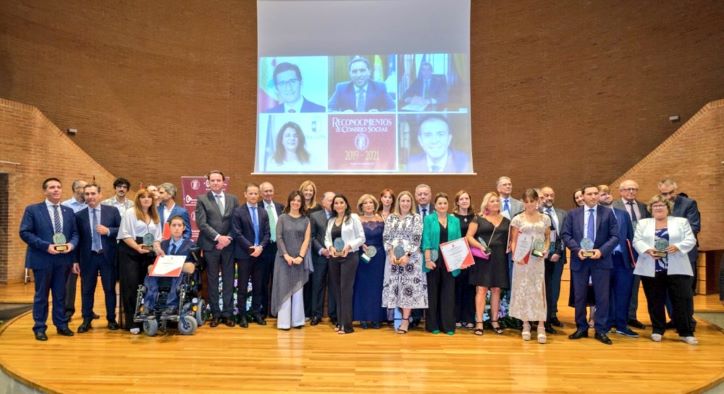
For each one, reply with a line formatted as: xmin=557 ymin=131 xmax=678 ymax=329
xmin=466 ymin=192 xmax=510 ymax=335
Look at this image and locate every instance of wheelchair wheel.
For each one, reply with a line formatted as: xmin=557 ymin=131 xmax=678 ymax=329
xmin=195 ymin=299 xmax=206 ymax=327
xmin=178 ymin=315 xmax=197 ymax=335
xmin=143 ymin=319 xmax=158 ymax=337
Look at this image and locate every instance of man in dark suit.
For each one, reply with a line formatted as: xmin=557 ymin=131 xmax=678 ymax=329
xmin=266 ymin=62 xmax=325 ymax=113
xmin=309 ymin=191 xmax=336 ymax=325
xmin=406 ymin=115 xmax=471 ymax=173
xmin=259 ymin=181 xmax=284 ymax=318
xmin=19 ymin=178 xmax=79 ymax=341
xmin=328 ymin=56 xmax=395 ymax=112
xmin=231 ymin=183 xmax=271 ymax=327
xmin=402 ymin=61 xmax=448 ymax=110
xmin=157 ymin=182 xmax=192 ymax=240
xmin=612 ymin=179 xmax=649 ymax=329
xmin=74 ymin=184 xmax=122 ymax=333
xmin=195 ymin=170 xmax=239 ymax=327
xmin=540 ymin=186 xmax=567 ymax=332
xmin=562 ymin=184 xmax=619 ymax=345
xmin=598 ymin=185 xmax=639 ymax=337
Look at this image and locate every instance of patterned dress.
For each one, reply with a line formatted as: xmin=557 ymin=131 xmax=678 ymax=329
xmin=509 ymin=213 xmax=550 ymax=322
xmin=381 ymin=213 xmax=427 ymax=309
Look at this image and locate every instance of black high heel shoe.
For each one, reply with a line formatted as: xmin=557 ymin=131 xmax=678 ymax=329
xmin=473 ymin=321 xmax=484 ymax=336
xmin=491 ymin=320 xmax=504 ymax=335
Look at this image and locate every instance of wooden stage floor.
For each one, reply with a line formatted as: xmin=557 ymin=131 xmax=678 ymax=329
xmin=1 ymin=281 xmax=723 ymax=393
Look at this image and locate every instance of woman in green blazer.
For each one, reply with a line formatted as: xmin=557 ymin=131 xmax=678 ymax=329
xmin=422 ymin=193 xmax=462 ymax=335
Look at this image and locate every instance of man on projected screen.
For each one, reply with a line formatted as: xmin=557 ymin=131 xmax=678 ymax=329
xmin=406 ymin=115 xmax=470 ymax=173
xmin=266 ymin=62 xmax=325 ymax=113
xmin=402 ymin=62 xmax=448 ymax=111
xmin=328 ymin=56 xmax=395 ymax=112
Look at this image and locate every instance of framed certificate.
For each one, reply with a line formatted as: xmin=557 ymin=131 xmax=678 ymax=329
xmin=440 ymin=237 xmax=475 ymax=272
xmin=149 ymin=255 xmax=186 ymax=277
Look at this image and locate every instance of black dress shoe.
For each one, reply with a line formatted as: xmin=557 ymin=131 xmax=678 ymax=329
xmin=77 ymin=320 xmax=92 ymax=333
xmin=210 ymin=318 xmax=220 ymax=328
xmin=57 ymin=327 xmax=75 ymax=337
xmin=568 ymin=329 xmax=588 ymax=340
xmin=544 ymin=323 xmax=557 ymax=334
xmin=628 ymin=319 xmax=645 ymax=329
xmin=224 ymin=317 xmax=236 ymax=328
xmin=550 ymin=317 xmax=563 ymax=327
xmin=310 ymin=316 xmax=322 ymax=326
xmin=34 ymin=331 xmax=48 ymax=341
xmin=343 ymin=326 xmax=354 ymax=334
xmin=107 ymin=321 xmax=120 ymax=330
xmin=238 ymin=317 xmax=248 ymax=328
xmin=595 ymin=331 xmax=613 ymax=345
xmin=93 ymin=313 xmax=100 ymax=320
xmin=251 ymin=313 xmax=267 ymax=326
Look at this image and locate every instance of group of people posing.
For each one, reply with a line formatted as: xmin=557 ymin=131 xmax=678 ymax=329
xmin=21 ymin=174 xmax=700 ymax=346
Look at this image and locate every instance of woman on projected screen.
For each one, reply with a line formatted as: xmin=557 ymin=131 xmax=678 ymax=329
xmin=266 ymin=122 xmax=310 ymax=172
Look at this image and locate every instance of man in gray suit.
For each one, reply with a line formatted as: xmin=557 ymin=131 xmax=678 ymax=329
xmin=497 ymin=176 xmax=523 ymax=220
xmin=309 ymin=192 xmax=336 ymax=326
xmin=612 ymin=179 xmax=649 ymax=329
xmin=195 ymin=170 xmax=240 ymax=327
xmin=540 ymin=186 xmax=567 ymax=331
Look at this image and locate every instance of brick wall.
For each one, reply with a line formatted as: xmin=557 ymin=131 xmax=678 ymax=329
xmin=611 ymin=100 xmax=724 ymax=293
xmin=0 ymin=1 xmax=722 ymax=207
xmin=0 ymin=99 xmax=117 ymax=283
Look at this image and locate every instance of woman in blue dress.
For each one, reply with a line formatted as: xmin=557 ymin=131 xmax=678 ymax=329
xmin=353 ymin=194 xmax=387 ymax=328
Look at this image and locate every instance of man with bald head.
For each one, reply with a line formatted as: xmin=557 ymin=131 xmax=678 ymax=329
xmin=612 ymin=179 xmax=649 ymax=329
xmin=259 ymin=182 xmax=284 ymax=318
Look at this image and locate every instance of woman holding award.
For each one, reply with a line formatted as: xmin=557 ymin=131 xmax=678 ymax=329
xmin=352 ymin=194 xmax=387 ymax=328
xmin=325 ymin=194 xmax=365 ymax=334
xmin=299 ymin=180 xmax=321 ymax=214
xmin=381 ymin=191 xmax=425 ymax=334
xmin=633 ymin=194 xmax=697 ymax=344
xmin=508 ymin=189 xmax=550 ymax=343
xmin=466 ymin=192 xmax=510 ymax=335
xmin=422 ymin=193 xmax=462 ymax=335
xmin=271 ymin=191 xmax=312 ymax=330
xmin=117 ymin=189 xmax=163 ymax=334
xmin=453 ymin=190 xmax=476 ymax=329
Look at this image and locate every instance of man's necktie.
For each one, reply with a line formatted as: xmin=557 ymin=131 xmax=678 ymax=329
xmin=421 ymin=207 xmax=428 ymax=217
xmin=423 ymin=79 xmax=430 ymax=99
xmin=626 ymin=201 xmax=638 ymax=223
xmin=169 ymin=243 xmax=177 ymax=255
xmin=356 ymin=89 xmax=365 ymax=112
xmin=215 ymin=194 xmax=224 ymax=213
xmin=91 ymin=208 xmax=102 ymax=252
xmin=503 ymin=199 xmax=510 ymax=214
xmin=52 ymin=205 xmax=62 ymax=233
xmin=586 ymin=208 xmax=595 ymax=240
xmin=266 ymin=204 xmax=277 ymax=242
xmin=250 ymin=206 xmax=259 ymax=245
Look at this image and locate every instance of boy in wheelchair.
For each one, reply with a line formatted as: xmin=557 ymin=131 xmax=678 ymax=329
xmin=134 ymin=215 xmax=204 ymax=335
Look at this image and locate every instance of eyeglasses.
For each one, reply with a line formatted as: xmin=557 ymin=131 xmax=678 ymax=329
xmin=620 ymin=188 xmax=638 ymax=192
xmin=276 ymin=78 xmax=299 ymax=88
xmin=651 ymin=204 xmax=667 ymax=209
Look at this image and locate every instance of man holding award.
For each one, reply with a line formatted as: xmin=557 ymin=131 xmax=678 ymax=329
xmin=561 ymin=184 xmax=619 ymax=345
xmin=19 ymin=178 xmax=79 ymax=341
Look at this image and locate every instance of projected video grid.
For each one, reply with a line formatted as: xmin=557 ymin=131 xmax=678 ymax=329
xmin=256 ymin=54 xmax=471 ymax=174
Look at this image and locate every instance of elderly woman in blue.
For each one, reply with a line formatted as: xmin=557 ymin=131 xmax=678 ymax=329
xmin=422 ymin=192 xmax=462 ymax=335
xmin=633 ymin=194 xmax=697 ymax=345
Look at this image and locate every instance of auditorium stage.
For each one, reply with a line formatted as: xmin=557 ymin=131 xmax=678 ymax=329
xmin=1 ymin=282 xmax=722 ymax=393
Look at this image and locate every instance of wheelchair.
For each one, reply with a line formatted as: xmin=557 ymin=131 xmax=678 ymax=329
xmin=132 ymin=248 xmax=210 ymax=336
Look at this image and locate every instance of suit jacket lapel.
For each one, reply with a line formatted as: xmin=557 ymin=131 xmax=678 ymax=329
xmin=39 ymin=203 xmax=53 ymax=233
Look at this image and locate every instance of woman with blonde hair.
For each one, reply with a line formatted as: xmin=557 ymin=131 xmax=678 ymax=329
xmin=353 ymin=194 xmax=387 ymax=328
xmin=381 ymin=191 xmax=426 ymax=333
xmin=298 ymin=180 xmax=320 ymax=214
xmin=466 ymin=191 xmax=510 ymax=335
